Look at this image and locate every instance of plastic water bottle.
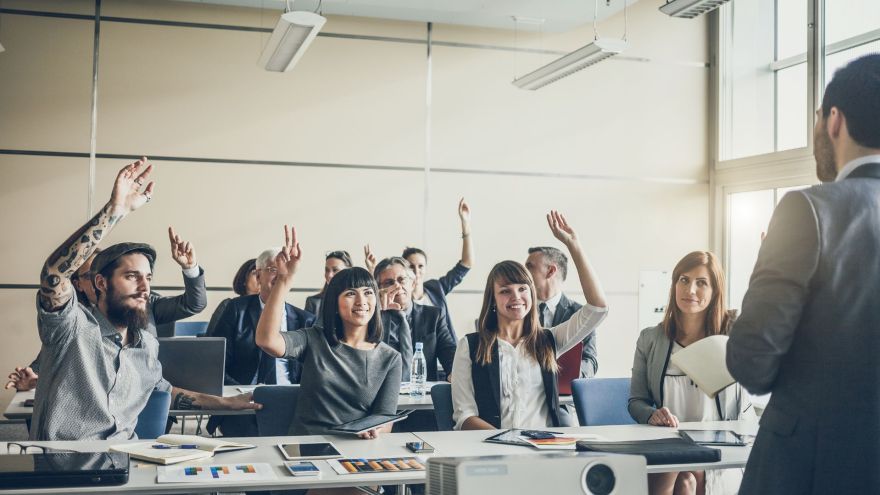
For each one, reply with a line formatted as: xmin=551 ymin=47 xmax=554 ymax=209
xmin=410 ymin=342 xmax=427 ymax=399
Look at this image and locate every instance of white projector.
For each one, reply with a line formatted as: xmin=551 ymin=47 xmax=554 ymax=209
xmin=427 ymin=452 xmax=647 ymax=495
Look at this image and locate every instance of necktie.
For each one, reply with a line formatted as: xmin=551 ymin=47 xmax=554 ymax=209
xmin=539 ymin=302 xmax=548 ymax=328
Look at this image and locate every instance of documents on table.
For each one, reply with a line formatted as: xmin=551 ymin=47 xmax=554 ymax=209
xmin=327 ymin=457 xmax=426 ymax=475
xmin=157 ymin=462 xmax=277 ymax=483
xmin=669 ymin=335 xmax=735 ymax=398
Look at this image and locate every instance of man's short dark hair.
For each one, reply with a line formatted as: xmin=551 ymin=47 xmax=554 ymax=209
xmin=528 ymin=246 xmax=569 ymax=281
xmin=402 ymin=247 xmax=427 ymax=264
xmin=822 ymin=54 xmax=880 ymax=148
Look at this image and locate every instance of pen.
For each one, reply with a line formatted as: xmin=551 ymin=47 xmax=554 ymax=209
xmin=152 ymin=444 xmax=199 ymax=449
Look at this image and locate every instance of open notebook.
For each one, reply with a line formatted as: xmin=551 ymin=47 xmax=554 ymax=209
xmin=110 ymin=434 xmax=255 ymax=465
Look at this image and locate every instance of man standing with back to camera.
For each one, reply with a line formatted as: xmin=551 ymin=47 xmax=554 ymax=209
xmin=727 ymin=54 xmax=880 ymax=494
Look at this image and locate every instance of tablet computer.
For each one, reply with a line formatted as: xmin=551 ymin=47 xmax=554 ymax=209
xmin=329 ymin=411 xmax=412 ymax=435
xmin=483 ymin=429 xmax=532 ymax=447
xmin=277 ymin=442 xmax=342 ymax=460
xmin=679 ymin=429 xmax=746 ymax=446
xmin=0 ymin=452 xmax=129 ymax=489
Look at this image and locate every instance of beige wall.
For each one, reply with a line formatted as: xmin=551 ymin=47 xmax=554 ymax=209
xmin=0 ymin=0 xmax=710 ymax=402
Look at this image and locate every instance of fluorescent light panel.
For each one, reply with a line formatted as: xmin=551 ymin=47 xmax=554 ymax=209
xmin=512 ymin=38 xmax=627 ymax=91
xmin=259 ymin=11 xmax=326 ymax=72
xmin=659 ymin=0 xmax=731 ymax=19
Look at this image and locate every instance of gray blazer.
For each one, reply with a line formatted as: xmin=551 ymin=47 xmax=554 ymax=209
xmin=629 ymin=324 xmax=749 ymax=424
xmin=727 ymin=163 xmax=880 ymax=495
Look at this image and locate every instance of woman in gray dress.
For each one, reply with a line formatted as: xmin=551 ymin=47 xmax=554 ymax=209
xmin=256 ymin=226 xmax=402 ymax=439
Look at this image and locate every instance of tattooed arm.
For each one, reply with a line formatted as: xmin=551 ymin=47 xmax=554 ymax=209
xmin=39 ymin=158 xmax=155 ymax=312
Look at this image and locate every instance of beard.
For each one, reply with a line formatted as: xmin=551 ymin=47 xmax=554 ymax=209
xmin=105 ymin=284 xmax=149 ymax=331
xmin=814 ymin=124 xmax=837 ymax=182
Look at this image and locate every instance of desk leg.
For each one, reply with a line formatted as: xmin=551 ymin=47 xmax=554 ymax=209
xmin=398 ymin=483 xmax=408 ymax=495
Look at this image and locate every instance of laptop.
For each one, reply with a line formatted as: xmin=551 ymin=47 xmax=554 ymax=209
xmin=556 ymin=341 xmax=584 ymax=395
xmin=158 ymin=337 xmax=226 ymax=396
xmin=0 ymin=452 xmax=129 ymax=489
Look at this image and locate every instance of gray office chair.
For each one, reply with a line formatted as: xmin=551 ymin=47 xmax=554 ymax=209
xmin=431 ymin=383 xmax=455 ymax=431
xmin=254 ymin=385 xmax=300 ymax=436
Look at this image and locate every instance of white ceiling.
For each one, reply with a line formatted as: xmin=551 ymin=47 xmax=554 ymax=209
xmin=177 ymin=0 xmax=640 ymax=32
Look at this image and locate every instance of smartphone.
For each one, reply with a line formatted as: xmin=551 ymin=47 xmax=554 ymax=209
xmin=285 ymin=460 xmax=321 ymax=477
xmin=23 ymin=399 xmax=35 ymax=407
xmin=405 ymin=441 xmax=434 ymax=454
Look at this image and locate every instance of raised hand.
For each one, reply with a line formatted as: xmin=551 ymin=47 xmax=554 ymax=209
xmin=547 ymin=210 xmax=578 ymax=246
xmin=364 ymin=244 xmax=377 ymax=274
xmin=168 ymin=227 xmax=197 ymax=269
xmin=274 ymin=225 xmax=302 ymax=280
xmin=459 ymin=198 xmax=471 ymax=224
xmin=109 ymin=157 xmax=154 ymax=215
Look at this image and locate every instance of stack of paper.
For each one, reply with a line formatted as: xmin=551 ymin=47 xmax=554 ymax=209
xmin=669 ymin=335 xmax=735 ymax=398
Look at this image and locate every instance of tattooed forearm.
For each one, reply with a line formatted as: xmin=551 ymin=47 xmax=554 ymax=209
xmin=39 ymin=203 xmax=125 ymax=311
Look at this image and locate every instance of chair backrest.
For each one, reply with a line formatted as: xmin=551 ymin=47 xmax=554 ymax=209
xmin=135 ymin=390 xmax=172 ymax=439
xmin=431 ymin=383 xmax=454 ymax=431
xmin=571 ymin=377 xmax=637 ymax=426
xmin=556 ymin=341 xmax=584 ymax=395
xmin=173 ymin=321 xmax=209 ymax=337
xmin=254 ymin=385 xmax=300 ymax=436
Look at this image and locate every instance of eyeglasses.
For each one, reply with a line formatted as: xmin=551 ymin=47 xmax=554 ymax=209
xmin=379 ymin=276 xmax=412 ymax=289
xmin=6 ymin=442 xmax=78 ymax=455
xmin=259 ymin=267 xmax=278 ymax=274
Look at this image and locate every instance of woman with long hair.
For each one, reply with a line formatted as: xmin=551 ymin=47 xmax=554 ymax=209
xmin=304 ymin=250 xmax=353 ymax=317
xmin=256 ymin=226 xmax=401 ymax=439
xmin=450 ymin=211 xmax=608 ymax=430
xmin=629 ymin=251 xmax=752 ymax=495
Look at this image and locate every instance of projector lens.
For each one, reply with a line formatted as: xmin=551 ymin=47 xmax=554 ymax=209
xmin=584 ymin=464 xmax=615 ymax=495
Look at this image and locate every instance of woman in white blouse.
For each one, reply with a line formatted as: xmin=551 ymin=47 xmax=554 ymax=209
xmin=450 ymin=211 xmax=608 ymax=430
xmin=628 ymin=251 xmax=752 ymax=495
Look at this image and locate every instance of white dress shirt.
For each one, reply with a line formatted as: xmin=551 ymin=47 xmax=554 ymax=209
xmin=450 ymin=302 xmax=608 ymax=430
xmin=253 ymin=297 xmax=291 ymax=385
xmin=538 ymin=291 xmax=563 ymax=327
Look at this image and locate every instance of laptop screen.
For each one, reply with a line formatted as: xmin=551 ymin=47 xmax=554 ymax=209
xmin=158 ymin=337 xmax=226 ymax=396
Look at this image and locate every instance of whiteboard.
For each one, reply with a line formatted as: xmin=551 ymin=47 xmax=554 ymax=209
xmin=638 ymin=270 xmax=670 ymax=331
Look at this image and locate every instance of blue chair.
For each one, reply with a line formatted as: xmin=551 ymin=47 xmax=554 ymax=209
xmin=254 ymin=385 xmax=300 ymax=436
xmin=135 ymin=390 xmax=172 ymax=439
xmin=431 ymin=383 xmax=454 ymax=431
xmin=571 ymin=377 xmax=637 ymax=426
xmin=173 ymin=321 xmax=208 ymax=337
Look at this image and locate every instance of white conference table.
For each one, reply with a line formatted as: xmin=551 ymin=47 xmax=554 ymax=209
xmin=0 ymin=420 xmax=758 ymax=494
xmin=4 ymin=385 xmax=574 ymax=420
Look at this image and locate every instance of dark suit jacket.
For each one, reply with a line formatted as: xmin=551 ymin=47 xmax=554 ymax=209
xmin=727 ymin=163 xmax=880 ymax=495
xmin=150 ymin=267 xmax=208 ymax=337
xmin=423 ymin=262 xmax=470 ymax=339
xmin=382 ymin=304 xmax=456 ymax=382
xmin=210 ymin=294 xmax=315 ymax=386
xmin=552 ymin=293 xmax=598 ymax=378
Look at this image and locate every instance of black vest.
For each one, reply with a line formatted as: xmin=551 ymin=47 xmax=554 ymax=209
xmin=466 ymin=331 xmax=562 ymax=428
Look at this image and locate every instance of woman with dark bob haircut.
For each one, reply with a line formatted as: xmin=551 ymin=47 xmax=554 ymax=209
xmin=629 ymin=251 xmax=752 ymax=495
xmin=256 ymin=226 xmax=402 ymax=439
xmin=450 ymin=211 xmax=608 ymax=430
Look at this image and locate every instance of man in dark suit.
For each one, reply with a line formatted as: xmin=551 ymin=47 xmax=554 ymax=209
xmin=727 ymin=54 xmax=880 ymax=494
xmin=208 ymin=247 xmax=315 ymax=436
xmin=526 ymin=246 xmax=598 ymax=377
xmin=375 ymin=257 xmax=456 ymax=382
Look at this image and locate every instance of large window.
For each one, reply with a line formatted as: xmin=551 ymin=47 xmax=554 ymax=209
xmin=716 ymin=0 xmax=878 ymax=306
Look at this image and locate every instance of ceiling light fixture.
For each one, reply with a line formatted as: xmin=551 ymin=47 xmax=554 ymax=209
xmin=512 ymin=0 xmax=627 ymax=91
xmin=259 ymin=1 xmax=326 ymax=72
xmin=659 ymin=0 xmax=731 ymax=19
